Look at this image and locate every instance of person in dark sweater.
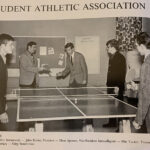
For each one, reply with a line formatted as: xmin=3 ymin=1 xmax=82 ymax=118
xmin=0 ymin=34 xmax=14 ymax=128
xmin=103 ymin=39 xmax=126 ymax=128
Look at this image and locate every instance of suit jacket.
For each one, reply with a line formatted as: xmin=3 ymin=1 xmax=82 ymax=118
xmin=107 ymin=52 xmax=126 ymax=98
xmin=19 ymin=51 xmax=39 ymax=86
xmin=0 ymin=55 xmax=7 ymax=114
xmin=135 ymin=54 xmax=150 ymax=125
xmin=62 ymin=52 xmax=88 ymax=84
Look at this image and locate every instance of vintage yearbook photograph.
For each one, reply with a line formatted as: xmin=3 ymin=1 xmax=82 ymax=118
xmin=0 ymin=0 xmax=150 ymax=149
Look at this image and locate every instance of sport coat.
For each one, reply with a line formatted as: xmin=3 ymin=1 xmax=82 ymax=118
xmin=19 ymin=51 xmax=39 ymax=86
xmin=135 ymin=54 xmax=150 ymax=127
xmin=62 ymin=52 xmax=88 ymax=84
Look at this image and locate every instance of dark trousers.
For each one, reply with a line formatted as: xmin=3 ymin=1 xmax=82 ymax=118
xmin=107 ymin=88 xmax=124 ymax=126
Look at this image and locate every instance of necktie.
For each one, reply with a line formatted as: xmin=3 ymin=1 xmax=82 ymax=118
xmin=70 ymin=56 xmax=73 ymax=65
xmin=32 ymin=56 xmax=36 ymax=65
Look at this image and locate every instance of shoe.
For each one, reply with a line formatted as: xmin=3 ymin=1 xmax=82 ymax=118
xmin=102 ymin=123 xmax=117 ymax=128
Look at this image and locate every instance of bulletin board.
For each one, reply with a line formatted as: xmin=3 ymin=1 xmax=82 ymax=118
xmin=7 ymin=36 xmax=66 ymax=69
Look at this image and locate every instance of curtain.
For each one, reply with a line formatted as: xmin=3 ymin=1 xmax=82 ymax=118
xmin=116 ymin=17 xmax=142 ymax=52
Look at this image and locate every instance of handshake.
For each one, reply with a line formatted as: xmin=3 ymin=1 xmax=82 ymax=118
xmin=38 ymin=64 xmax=51 ymax=74
xmin=56 ymin=72 xmax=63 ymax=77
xmin=56 ymin=72 xmax=63 ymax=79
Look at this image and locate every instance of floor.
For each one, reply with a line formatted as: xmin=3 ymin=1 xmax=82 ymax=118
xmin=0 ymin=100 xmax=147 ymax=133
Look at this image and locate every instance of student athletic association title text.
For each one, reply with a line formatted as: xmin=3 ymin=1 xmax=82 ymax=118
xmin=0 ymin=2 xmax=146 ymax=13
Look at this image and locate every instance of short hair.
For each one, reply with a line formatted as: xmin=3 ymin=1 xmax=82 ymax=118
xmin=64 ymin=42 xmax=74 ymax=49
xmin=26 ymin=41 xmax=37 ymax=50
xmin=136 ymin=32 xmax=150 ymax=49
xmin=106 ymin=39 xmax=119 ymax=51
xmin=0 ymin=33 xmax=14 ymax=45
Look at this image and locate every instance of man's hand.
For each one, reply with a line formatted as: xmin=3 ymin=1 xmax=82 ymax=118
xmin=114 ymin=87 xmax=119 ymax=94
xmin=131 ymin=81 xmax=138 ymax=90
xmin=132 ymin=120 xmax=141 ymax=130
xmin=48 ymin=70 xmax=52 ymax=77
xmin=126 ymin=81 xmax=138 ymax=91
xmin=82 ymin=80 xmax=87 ymax=84
xmin=56 ymin=72 xmax=63 ymax=77
xmin=38 ymin=67 xmax=45 ymax=72
xmin=0 ymin=112 xmax=9 ymax=123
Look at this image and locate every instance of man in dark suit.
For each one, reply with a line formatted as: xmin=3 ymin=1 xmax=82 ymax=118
xmin=56 ymin=42 xmax=88 ymax=87
xmin=103 ymin=39 xmax=126 ymax=128
xmin=0 ymin=34 xmax=14 ymax=128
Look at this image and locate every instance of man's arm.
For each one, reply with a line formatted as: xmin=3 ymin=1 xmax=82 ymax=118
xmin=0 ymin=64 xmax=8 ymax=123
xmin=20 ymin=55 xmax=43 ymax=73
xmin=0 ymin=93 xmax=6 ymax=115
xmin=0 ymin=63 xmax=6 ymax=114
xmin=57 ymin=57 xmax=70 ymax=78
xmin=135 ymin=63 xmax=150 ymax=125
xmin=80 ymin=54 xmax=88 ymax=84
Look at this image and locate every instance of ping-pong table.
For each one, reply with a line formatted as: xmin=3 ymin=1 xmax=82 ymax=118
xmin=16 ymin=87 xmax=137 ymax=132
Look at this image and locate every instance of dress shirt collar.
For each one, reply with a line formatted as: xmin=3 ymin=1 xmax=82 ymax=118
xmin=71 ymin=51 xmax=75 ymax=59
